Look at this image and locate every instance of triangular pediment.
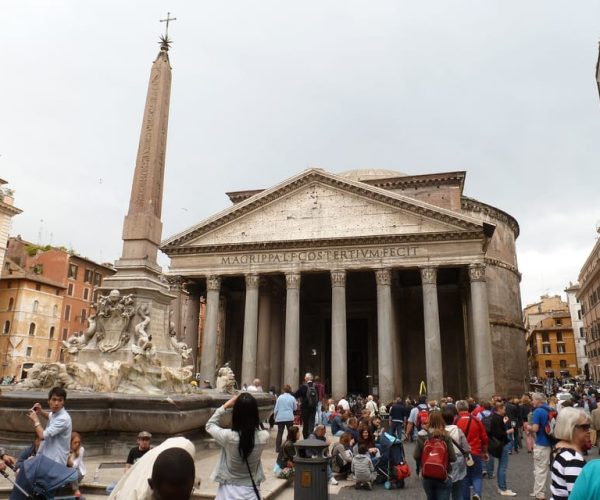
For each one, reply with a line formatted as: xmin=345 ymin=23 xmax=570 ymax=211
xmin=162 ymin=169 xmax=486 ymax=251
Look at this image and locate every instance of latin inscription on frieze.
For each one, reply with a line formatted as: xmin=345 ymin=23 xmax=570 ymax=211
xmin=221 ymin=246 xmax=418 ymax=265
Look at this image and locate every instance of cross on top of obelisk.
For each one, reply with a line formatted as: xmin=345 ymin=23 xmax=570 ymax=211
xmin=160 ymin=12 xmax=177 ymax=38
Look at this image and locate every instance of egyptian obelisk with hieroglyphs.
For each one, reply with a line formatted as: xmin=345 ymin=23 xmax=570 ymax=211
xmin=78 ymin=34 xmax=184 ymax=368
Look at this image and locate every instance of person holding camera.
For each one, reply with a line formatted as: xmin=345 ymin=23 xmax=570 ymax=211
xmin=27 ymin=387 xmax=72 ymax=465
xmin=0 ymin=447 xmax=16 ymax=472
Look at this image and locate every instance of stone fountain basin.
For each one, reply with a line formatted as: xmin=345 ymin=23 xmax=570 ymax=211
xmin=0 ymin=388 xmax=274 ymax=456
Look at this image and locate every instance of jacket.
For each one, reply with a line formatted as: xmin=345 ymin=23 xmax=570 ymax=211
xmin=206 ymin=405 xmax=270 ymax=486
xmin=351 ymin=453 xmax=376 ymax=481
xmin=489 ymin=413 xmax=509 ymax=445
xmin=456 ymin=411 xmax=488 ymax=456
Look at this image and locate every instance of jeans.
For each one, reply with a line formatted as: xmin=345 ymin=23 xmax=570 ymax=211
xmin=389 ymin=420 xmax=403 ymax=438
xmin=422 ymin=477 xmax=452 ymax=500
xmin=275 ymin=421 xmax=292 ymax=452
xmin=451 ymin=479 xmax=464 ymax=500
xmin=497 ymin=442 xmax=511 ymax=491
xmin=462 ymin=454 xmax=483 ymax=500
xmin=485 ymin=455 xmax=494 ymax=477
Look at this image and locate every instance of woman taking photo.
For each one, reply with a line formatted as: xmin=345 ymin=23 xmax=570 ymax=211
xmin=206 ymin=393 xmax=270 ymax=499
xmin=550 ymin=407 xmax=590 ymax=499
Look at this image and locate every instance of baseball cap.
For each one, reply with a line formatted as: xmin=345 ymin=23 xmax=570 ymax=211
xmin=138 ymin=431 xmax=152 ymax=439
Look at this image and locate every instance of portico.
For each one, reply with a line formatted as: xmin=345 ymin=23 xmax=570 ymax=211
xmin=162 ymin=168 xmax=526 ymax=400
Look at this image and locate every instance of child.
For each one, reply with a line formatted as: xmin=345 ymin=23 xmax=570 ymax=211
xmin=67 ymin=432 xmax=86 ymax=497
xmin=351 ymin=444 xmax=377 ymax=490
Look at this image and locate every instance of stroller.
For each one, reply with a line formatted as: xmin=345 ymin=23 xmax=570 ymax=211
xmin=376 ymin=431 xmax=410 ymax=490
xmin=2 ymin=454 xmax=78 ymax=499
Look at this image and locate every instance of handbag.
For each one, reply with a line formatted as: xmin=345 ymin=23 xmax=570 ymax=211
xmin=450 ymin=436 xmax=474 ymax=467
xmin=488 ymin=436 xmax=504 ymax=459
xmin=245 ymin=458 xmax=261 ymax=500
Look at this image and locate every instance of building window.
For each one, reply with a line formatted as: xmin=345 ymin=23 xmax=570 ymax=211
xmin=49 ymin=326 xmax=55 ymax=339
xmin=81 ymin=309 xmax=87 ymax=323
xmin=556 ymin=318 xmax=562 ymax=326
xmin=53 ymin=304 xmax=58 ymax=316
xmin=545 ymin=360 xmax=552 ymax=368
xmin=84 ymin=269 xmax=93 ymax=283
xmin=557 ymin=332 xmax=563 ymax=342
xmin=32 ymin=300 xmax=39 ymax=312
xmin=543 ymin=344 xmax=552 ymax=354
xmin=93 ymin=290 xmax=99 ymax=302
xmin=28 ymin=323 xmax=36 ymax=336
xmin=67 ymin=283 xmax=74 ymax=296
xmin=3 ymin=320 xmax=9 ymax=334
xmin=580 ymin=327 xmax=585 ymax=338
xmin=578 ymin=310 xmax=582 ymax=320
xmin=47 ymin=349 xmax=52 ymax=358
xmin=83 ymin=288 xmax=89 ymax=301
xmin=62 ymin=328 xmax=68 ymax=340
xmin=8 ymin=297 xmax=14 ymax=311
xmin=26 ymin=346 xmax=32 ymax=357
xmin=35 ymin=284 xmax=41 ymax=291
xmin=64 ymin=305 xmax=71 ymax=321
xmin=68 ymin=264 xmax=78 ymax=280
xmin=560 ymin=359 xmax=567 ymax=369
xmin=557 ymin=344 xmax=566 ymax=354
xmin=542 ymin=332 xmax=549 ymax=343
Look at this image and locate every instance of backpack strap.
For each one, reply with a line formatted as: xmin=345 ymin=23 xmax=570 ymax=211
xmin=245 ymin=458 xmax=261 ymax=500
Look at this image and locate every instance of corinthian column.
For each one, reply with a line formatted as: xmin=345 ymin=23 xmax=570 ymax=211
xmin=376 ymin=269 xmax=394 ymax=404
xmin=331 ymin=270 xmax=347 ymax=399
xmin=469 ymin=263 xmax=495 ymax=398
xmin=284 ymin=273 xmax=301 ymax=387
xmin=421 ymin=266 xmax=444 ymax=401
xmin=241 ymin=274 xmax=260 ymax=387
xmin=256 ymin=280 xmax=272 ymax=388
xmin=200 ymin=275 xmax=221 ymax=385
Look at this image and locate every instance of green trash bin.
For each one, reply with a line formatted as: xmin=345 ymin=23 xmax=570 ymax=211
xmin=294 ymin=438 xmax=330 ymax=500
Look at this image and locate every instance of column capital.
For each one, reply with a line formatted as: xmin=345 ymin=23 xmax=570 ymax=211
xmin=285 ymin=272 xmax=301 ymax=289
xmin=375 ymin=268 xmax=392 ymax=286
xmin=420 ymin=266 xmax=437 ymax=285
xmin=245 ymin=274 xmax=260 ymax=289
xmin=468 ymin=263 xmax=487 ymax=282
xmin=330 ymin=269 xmax=346 ymax=288
xmin=206 ymin=275 xmax=221 ymax=291
xmin=165 ymin=274 xmax=187 ymax=292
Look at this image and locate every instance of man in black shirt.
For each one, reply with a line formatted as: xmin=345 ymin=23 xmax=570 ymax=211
xmin=126 ymin=431 xmax=152 ymax=470
xmin=295 ymin=373 xmax=317 ymax=439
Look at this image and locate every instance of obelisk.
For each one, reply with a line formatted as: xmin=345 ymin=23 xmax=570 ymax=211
xmin=79 ymin=35 xmax=181 ymax=368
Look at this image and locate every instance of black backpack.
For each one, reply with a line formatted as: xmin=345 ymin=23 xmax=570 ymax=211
xmin=481 ymin=413 xmax=492 ymax=434
xmin=305 ymin=384 xmax=318 ymax=408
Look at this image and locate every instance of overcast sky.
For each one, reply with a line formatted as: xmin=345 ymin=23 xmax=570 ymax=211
xmin=2 ymin=1 xmax=599 ymax=306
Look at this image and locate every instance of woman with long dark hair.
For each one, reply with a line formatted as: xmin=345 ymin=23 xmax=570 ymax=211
xmin=206 ymin=393 xmax=270 ymax=499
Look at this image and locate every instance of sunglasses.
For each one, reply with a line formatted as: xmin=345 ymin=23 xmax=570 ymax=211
xmin=575 ymin=424 xmax=591 ymax=431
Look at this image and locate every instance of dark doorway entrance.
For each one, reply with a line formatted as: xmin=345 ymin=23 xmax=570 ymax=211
xmin=347 ymin=318 xmax=369 ymax=396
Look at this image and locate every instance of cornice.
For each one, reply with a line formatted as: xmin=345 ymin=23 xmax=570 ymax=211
xmin=163 ymin=230 xmax=483 ymax=256
xmin=364 ymin=171 xmax=466 ymax=192
xmin=226 ymin=189 xmax=265 ymax=204
xmin=461 ymin=197 xmax=520 ymax=238
xmin=0 ymin=200 xmax=22 ymax=217
xmin=489 ymin=319 xmax=527 ymax=332
xmin=163 ymin=169 xmax=485 ymax=250
xmin=484 ymin=257 xmax=522 ymax=280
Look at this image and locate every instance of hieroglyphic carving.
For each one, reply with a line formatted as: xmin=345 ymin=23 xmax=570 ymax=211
xmin=420 ymin=266 xmax=438 ymax=285
xmin=468 ymin=263 xmax=486 ymax=282
xmin=285 ymin=272 xmax=301 ymax=289
xmin=330 ymin=269 xmax=346 ymax=287
xmin=375 ymin=268 xmax=392 ymax=286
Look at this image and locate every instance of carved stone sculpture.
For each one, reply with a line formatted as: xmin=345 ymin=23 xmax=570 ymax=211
xmin=168 ymin=311 xmax=192 ymax=363
xmin=216 ymin=362 xmax=236 ymax=394
xmin=132 ymin=303 xmax=157 ymax=364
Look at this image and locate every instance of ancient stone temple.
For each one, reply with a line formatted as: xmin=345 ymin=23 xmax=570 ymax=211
xmin=162 ymin=169 xmax=527 ymax=401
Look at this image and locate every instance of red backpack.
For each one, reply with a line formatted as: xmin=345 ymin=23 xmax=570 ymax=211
xmin=421 ymin=437 xmax=449 ymax=481
xmin=416 ymin=407 xmax=430 ymax=430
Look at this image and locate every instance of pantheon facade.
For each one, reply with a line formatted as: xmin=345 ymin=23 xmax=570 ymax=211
xmin=162 ymin=169 xmax=527 ymax=402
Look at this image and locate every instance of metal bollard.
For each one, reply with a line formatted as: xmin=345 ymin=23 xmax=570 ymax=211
xmin=293 ymin=438 xmax=330 ymax=500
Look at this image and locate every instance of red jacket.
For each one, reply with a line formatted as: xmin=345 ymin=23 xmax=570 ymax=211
xmin=456 ymin=411 xmax=488 ymax=456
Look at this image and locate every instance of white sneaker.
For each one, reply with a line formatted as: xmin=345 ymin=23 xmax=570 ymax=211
xmin=329 ymin=477 xmax=338 ymax=485
xmin=498 ymin=489 xmax=517 ymax=497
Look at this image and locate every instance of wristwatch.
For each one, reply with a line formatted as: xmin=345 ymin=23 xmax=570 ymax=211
xmin=0 ymin=447 xmax=5 ymax=460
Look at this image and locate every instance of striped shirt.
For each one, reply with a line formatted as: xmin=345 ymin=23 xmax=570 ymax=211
xmin=550 ymin=448 xmax=586 ymax=499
